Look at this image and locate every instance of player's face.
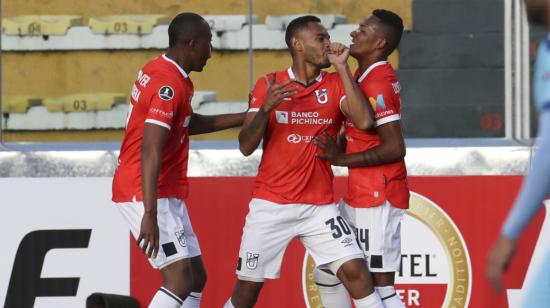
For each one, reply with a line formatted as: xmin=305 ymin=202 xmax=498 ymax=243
xmin=300 ymin=22 xmax=331 ymax=68
xmin=350 ymin=15 xmax=383 ymax=59
xmin=193 ymin=24 xmax=213 ymax=72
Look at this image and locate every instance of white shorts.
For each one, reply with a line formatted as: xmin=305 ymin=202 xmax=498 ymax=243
xmin=339 ymin=200 xmax=405 ymax=273
xmin=236 ymin=198 xmax=363 ymax=280
xmin=116 ymin=198 xmax=201 ymax=269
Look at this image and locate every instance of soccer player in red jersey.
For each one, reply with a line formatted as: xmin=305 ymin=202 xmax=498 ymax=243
xmin=224 ymin=15 xmax=384 ymax=308
xmin=314 ymin=10 xmax=408 ymax=308
xmin=112 ymin=13 xmax=245 ymax=308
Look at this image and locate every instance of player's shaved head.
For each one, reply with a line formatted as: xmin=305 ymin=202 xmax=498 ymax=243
xmin=168 ymin=12 xmax=210 ymax=48
xmin=525 ymin=0 xmax=548 ymax=25
xmin=372 ymin=9 xmax=404 ymax=56
xmin=285 ymin=15 xmax=322 ymax=52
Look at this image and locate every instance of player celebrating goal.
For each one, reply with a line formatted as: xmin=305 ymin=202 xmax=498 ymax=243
xmin=224 ymin=15 xmax=383 ymax=308
xmin=314 ymin=10 xmax=408 ymax=308
xmin=112 ymin=13 xmax=245 ymax=308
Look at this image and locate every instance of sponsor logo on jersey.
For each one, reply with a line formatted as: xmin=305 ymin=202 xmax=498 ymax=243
xmin=369 ymin=94 xmax=387 ymax=111
xmin=175 ymin=230 xmax=187 ymax=247
xmin=131 ymin=84 xmax=141 ymax=102
xmin=275 ymin=111 xmax=289 ymax=124
xmin=314 ymin=88 xmax=328 ymax=104
xmin=287 ymin=134 xmax=314 ymax=144
xmin=392 ymin=81 xmax=401 ymax=94
xmin=246 ymin=252 xmax=260 ymax=270
xmin=159 ymin=86 xmax=175 ymax=101
xmin=303 ymin=192 xmax=472 ymax=308
xmin=289 ymin=111 xmax=334 ymax=125
xmin=137 ymin=70 xmax=151 ymax=87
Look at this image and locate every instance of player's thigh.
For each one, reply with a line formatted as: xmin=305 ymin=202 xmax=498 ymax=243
xmin=236 ymin=199 xmax=296 ymax=280
xmin=299 ymin=203 xmax=363 ymax=268
xmin=342 ymin=201 xmax=404 ymax=273
xmin=118 ymin=198 xmax=202 ymax=269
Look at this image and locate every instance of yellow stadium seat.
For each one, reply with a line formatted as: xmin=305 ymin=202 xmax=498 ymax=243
xmin=1 ymin=96 xmax=42 ymax=113
xmin=43 ymin=93 xmax=127 ymax=113
xmin=89 ymin=15 xmax=168 ymax=35
xmin=2 ymin=15 xmax=82 ymax=36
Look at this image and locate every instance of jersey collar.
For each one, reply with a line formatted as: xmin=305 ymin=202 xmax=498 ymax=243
xmin=162 ymin=54 xmax=189 ymax=79
xmin=357 ymin=61 xmax=388 ymax=83
xmin=287 ymin=67 xmax=323 ymax=86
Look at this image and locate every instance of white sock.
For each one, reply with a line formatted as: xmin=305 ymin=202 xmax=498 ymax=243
xmin=223 ymin=298 xmax=235 ymax=308
xmin=313 ymin=268 xmax=352 ymax=308
xmin=149 ymin=287 xmax=183 ymax=308
xmin=181 ymin=292 xmax=201 ymax=308
xmin=376 ymin=286 xmax=405 ymax=308
xmin=353 ymin=291 xmax=384 ymax=308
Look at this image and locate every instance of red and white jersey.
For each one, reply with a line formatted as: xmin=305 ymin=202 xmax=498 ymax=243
xmin=249 ymin=68 xmax=346 ymax=205
xmin=344 ymin=61 xmax=409 ymax=209
xmin=112 ymin=54 xmax=194 ymax=203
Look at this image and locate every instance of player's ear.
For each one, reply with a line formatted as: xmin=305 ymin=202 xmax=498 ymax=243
xmin=291 ymin=37 xmax=303 ymax=53
xmin=376 ymin=38 xmax=387 ymax=50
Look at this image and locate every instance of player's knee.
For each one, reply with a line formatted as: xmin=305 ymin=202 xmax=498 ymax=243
xmin=232 ymin=279 xmax=264 ymax=306
xmin=337 ymin=258 xmax=370 ymax=283
xmin=193 ymin=268 xmax=207 ymax=291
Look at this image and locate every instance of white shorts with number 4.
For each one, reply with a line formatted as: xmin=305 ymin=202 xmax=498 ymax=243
xmin=236 ymin=198 xmax=363 ymax=280
xmin=116 ymin=198 xmax=201 ymax=269
xmin=339 ymin=200 xmax=405 ymax=273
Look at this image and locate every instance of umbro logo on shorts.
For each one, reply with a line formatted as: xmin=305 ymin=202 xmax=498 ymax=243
xmin=159 ymin=86 xmax=174 ymax=101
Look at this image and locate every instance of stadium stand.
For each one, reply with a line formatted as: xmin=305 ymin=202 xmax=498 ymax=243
xmin=2 ymin=15 xmax=82 ymax=35
xmin=88 ymin=15 xmax=169 ymax=35
xmin=1 ymin=0 xmax=411 ymax=142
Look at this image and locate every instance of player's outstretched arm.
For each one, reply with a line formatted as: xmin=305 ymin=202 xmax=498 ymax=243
xmin=239 ymin=75 xmax=297 ymax=156
xmin=315 ymin=121 xmax=405 ymax=167
xmin=188 ymin=112 xmax=246 ymax=135
xmin=329 ymin=43 xmax=374 ymax=131
xmin=486 ymin=110 xmax=550 ymax=292
xmin=138 ymin=123 xmax=169 ymax=259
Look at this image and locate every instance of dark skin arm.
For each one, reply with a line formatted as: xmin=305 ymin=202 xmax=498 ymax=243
xmin=239 ymin=74 xmax=297 ymax=156
xmin=189 ymin=112 xmax=247 ymax=135
xmin=137 ymin=123 xmax=169 ymax=259
xmin=316 ymin=121 xmax=406 ymax=167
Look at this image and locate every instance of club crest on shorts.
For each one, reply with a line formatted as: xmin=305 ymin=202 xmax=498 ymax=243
xmin=246 ymin=252 xmax=260 ymax=270
xmin=175 ymin=230 xmax=187 ymax=247
xmin=158 ymin=86 xmax=174 ymax=101
xmin=314 ymin=88 xmax=328 ymax=104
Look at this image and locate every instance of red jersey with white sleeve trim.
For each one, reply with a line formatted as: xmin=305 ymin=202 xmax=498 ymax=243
xmin=344 ymin=61 xmax=409 ymax=209
xmin=248 ymin=68 xmax=346 ymax=205
xmin=112 ymin=54 xmax=194 ymax=202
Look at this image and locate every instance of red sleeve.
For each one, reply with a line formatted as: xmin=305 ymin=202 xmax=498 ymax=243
xmin=145 ymin=79 xmax=184 ymax=130
xmin=361 ymin=81 xmax=401 ymax=127
xmin=248 ymin=74 xmax=272 ymax=112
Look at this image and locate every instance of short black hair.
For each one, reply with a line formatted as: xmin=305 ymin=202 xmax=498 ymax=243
xmin=285 ymin=15 xmax=322 ymax=50
xmin=372 ymin=9 xmax=404 ymax=55
xmin=525 ymin=0 xmax=547 ymax=25
xmin=168 ymin=12 xmax=209 ymax=48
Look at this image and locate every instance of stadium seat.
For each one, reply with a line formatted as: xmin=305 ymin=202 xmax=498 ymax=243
xmin=89 ymin=15 xmax=169 ymax=35
xmin=196 ymin=101 xmax=248 ymax=115
xmin=43 ymin=93 xmax=127 ymax=113
xmin=203 ymin=15 xmax=259 ymax=32
xmin=2 ymin=96 xmax=42 ymax=113
xmin=265 ymin=14 xmax=347 ymax=31
xmin=2 ymin=15 xmax=83 ymax=36
xmin=192 ymin=91 xmax=217 ymax=110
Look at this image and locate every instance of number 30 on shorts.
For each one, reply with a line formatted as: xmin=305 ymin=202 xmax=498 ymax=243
xmin=325 ymin=216 xmax=352 ymax=239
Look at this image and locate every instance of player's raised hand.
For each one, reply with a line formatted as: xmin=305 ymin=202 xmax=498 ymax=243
xmin=315 ymin=131 xmax=345 ymax=166
xmin=327 ymin=42 xmax=350 ymax=66
xmin=486 ymin=235 xmax=516 ymax=292
xmin=137 ymin=212 xmax=160 ymax=259
xmin=261 ymin=73 xmax=298 ymax=113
